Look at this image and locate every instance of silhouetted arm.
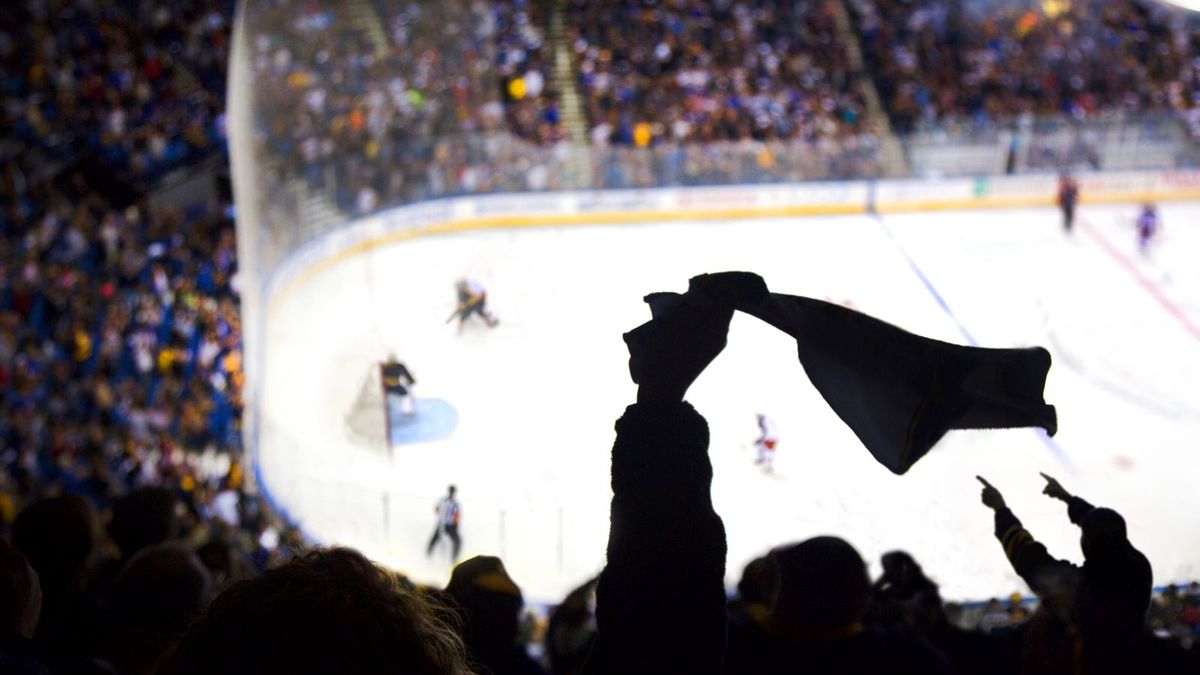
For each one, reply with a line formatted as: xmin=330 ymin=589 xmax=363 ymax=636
xmin=1040 ymin=473 xmax=1094 ymax=527
xmin=979 ymin=477 xmax=1078 ymax=597
xmin=993 ymin=506 xmax=1079 ymax=596
xmin=584 ymin=281 xmax=738 ymax=675
xmin=584 ymin=401 xmax=727 ymax=675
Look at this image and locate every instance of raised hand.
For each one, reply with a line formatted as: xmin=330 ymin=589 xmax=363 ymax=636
xmin=625 ymin=291 xmax=734 ymax=404
xmin=1039 ymin=472 xmax=1071 ymax=501
xmin=976 ymin=476 xmax=1006 ymax=510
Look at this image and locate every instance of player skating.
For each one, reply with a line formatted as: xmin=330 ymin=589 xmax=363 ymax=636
xmin=1057 ymin=173 xmax=1079 ymax=234
xmin=427 ymin=484 xmax=462 ymax=561
xmin=753 ymin=413 xmax=778 ymax=473
xmin=449 ymin=278 xmax=498 ymax=333
xmin=1136 ymin=203 xmax=1158 ymax=255
xmin=382 ymin=354 xmax=416 ymax=416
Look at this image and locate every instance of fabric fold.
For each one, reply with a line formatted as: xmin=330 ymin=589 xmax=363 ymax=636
xmin=644 ymin=272 xmax=1057 ymax=475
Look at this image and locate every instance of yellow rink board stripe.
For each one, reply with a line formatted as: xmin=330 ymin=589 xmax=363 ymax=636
xmin=269 ymin=202 xmax=866 ymax=308
xmin=267 ymin=187 xmax=1200 ymax=311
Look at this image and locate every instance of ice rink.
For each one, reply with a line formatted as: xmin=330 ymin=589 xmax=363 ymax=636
xmin=257 ymin=201 xmax=1200 ymax=602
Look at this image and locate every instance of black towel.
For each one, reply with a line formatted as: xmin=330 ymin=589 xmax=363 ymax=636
xmin=641 ymin=272 xmax=1057 ymax=475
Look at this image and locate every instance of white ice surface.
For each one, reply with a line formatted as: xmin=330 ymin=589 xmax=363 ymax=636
xmin=258 ymin=202 xmax=1200 ymax=602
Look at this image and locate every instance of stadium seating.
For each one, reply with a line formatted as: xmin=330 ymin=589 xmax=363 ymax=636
xmin=3 ymin=1 xmax=1200 ymax=672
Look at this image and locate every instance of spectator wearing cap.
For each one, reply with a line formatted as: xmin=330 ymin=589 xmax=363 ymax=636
xmin=444 ymin=555 xmax=546 ymax=675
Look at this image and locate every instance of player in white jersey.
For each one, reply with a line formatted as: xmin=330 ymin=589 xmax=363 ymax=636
xmin=427 ymin=484 xmax=462 ymax=561
xmin=754 ymin=414 xmax=779 ymax=472
xmin=449 ymin=278 xmax=499 ymax=333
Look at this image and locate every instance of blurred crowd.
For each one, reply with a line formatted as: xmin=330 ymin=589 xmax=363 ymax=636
xmin=2 ymin=4 xmax=292 ymax=671
xmin=564 ymin=0 xmax=881 ymax=180
xmin=249 ymin=0 xmax=564 ymax=213
xmin=1 ymin=0 xmax=231 ymax=181
xmin=241 ymin=0 xmax=1200 ymax=215
xmin=849 ymin=0 xmax=1200 ymax=134
xmin=0 ymin=148 xmax=283 ymax=552
xmin=248 ymin=0 xmax=885 ymax=216
xmin=565 ymin=1 xmax=869 ymax=148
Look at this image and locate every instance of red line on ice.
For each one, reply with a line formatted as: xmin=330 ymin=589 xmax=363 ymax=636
xmin=1080 ymin=219 xmax=1200 ymax=342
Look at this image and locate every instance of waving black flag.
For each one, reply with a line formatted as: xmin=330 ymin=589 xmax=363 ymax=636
xmin=636 ymin=272 xmax=1057 ymax=475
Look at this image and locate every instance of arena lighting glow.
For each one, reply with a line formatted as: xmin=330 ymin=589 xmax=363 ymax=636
xmin=1158 ymin=0 xmax=1200 ymax=11
xmin=1041 ymin=0 xmax=1070 ymax=18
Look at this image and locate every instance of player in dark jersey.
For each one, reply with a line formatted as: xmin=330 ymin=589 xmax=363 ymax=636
xmin=427 ymin=484 xmax=462 ymax=561
xmin=382 ymin=355 xmax=416 ymax=416
xmin=1136 ymin=203 xmax=1158 ymax=255
xmin=1058 ymin=174 xmax=1079 ymax=233
xmin=449 ymin=278 xmax=498 ymax=333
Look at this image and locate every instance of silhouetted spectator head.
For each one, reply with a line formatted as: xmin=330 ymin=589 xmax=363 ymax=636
xmin=879 ymin=551 xmax=922 ymax=587
xmin=769 ymin=536 xmax=869 ymax=634
xmin=875 ymin=550 xmax=943 ymax=630
xmin=1075 ymin=507 xmax=1152 ymax=645
xmin=157 ymin=547 xmax=472 ymax=675
xmin=546 ymin=577 xmax=596 ymax=675
xmin=0 ymin=538 xmax=41 ymax=638
xmin=448 ymin=485 xmax=457 ymax=498
xmin=12 ymin=495 xmax=98 ymax=594
xmin=1080 ymin=508 xmax=1128 ymax=558
xmin=195 ymin=538 xmax=254 ymax=589
xmin=109 ymin=544 xmax=211 ymax=675
xmin=108 ymin=488 xmax=179 ymax=560
xmin=445 ymin=555 xmax=523 ymax=649
xmin=737 ymin=555 xmax=773 ymax=606
xmin=114 ymin=544 xmax=211 ymax=637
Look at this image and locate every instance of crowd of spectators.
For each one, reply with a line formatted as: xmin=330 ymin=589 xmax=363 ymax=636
xmin=565 ymin=1 xmax=869 ymax=147
xmin=563 ymin=0 xmax=882 ymax=181
xmin=849 ymin=0 xmax=1200 ymax=134
xmin=1 ymin=0 xmax=232 ymax=182
xmin=249 ymin=0 xmax=564 ymax=214
xmin=4 ymin=0 xmax=1200 ymax=673
xmin=249 ymin=0 xmax=884 ymax=219
xmin=241 ymin=0 xmax=1200 ymax=216
xmin=2 ymin=488 xmax=1198 ymax=673
xmin=1152 ymin=582 xmax=1200 ymax=650
xmin=0 ymin=146 xmax=279 ymax=548
xmin=2 ymin=3 xmax=299 ymax=672
xmin=0 ymin=147 xmax=308 ymax=642
xmin=493 ymin=0 xmax=563 ymax=145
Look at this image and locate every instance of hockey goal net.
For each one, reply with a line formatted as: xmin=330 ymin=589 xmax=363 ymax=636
xmin=344 ymin=362 xmax=389 ymax=449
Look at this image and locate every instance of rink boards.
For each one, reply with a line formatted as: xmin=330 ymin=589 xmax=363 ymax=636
xmin=255 ymin=188 xmax=1200 ymax=602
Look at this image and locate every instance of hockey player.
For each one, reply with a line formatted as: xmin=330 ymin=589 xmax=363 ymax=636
xmin=1057 ymin=173 xmax=1079 ymax=233
xmin=1136 ymin=203 xmax=1158 ymax=255
xmin=427 ymin=484 xmax=462 ymax=561
xmin=449 ymin=278 xmax=498 ymax=333
xmin=382 ymin=354 xmax=416 ymax=416
xmin=753 ymin=413 xmax=779 ymax=473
